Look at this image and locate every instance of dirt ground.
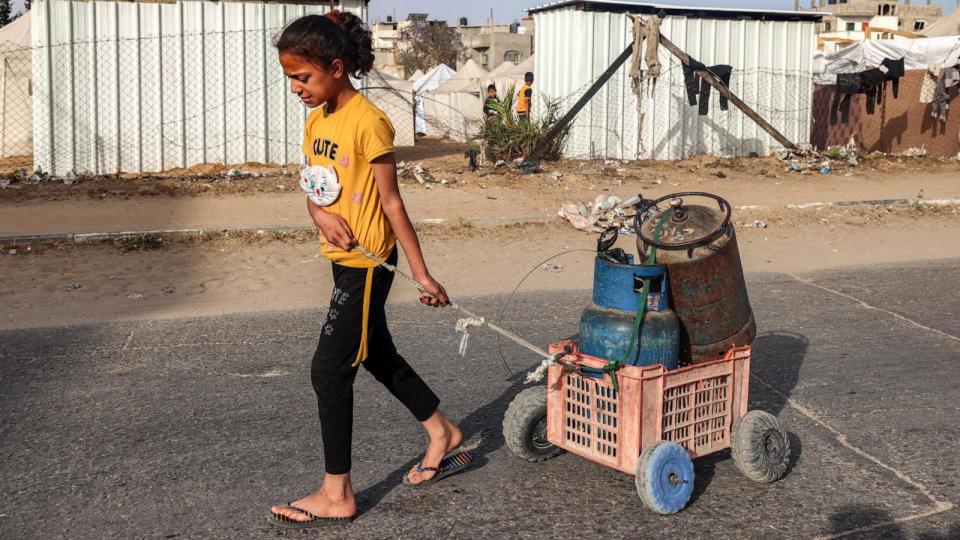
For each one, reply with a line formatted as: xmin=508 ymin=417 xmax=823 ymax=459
xmin=2 ymin=138 xmax=959 ymax=329
xmin=2 ymin=203 xmax=959 ymax=330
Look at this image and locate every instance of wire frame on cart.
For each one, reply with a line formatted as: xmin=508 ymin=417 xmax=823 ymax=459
xmin=545 ymin=341 xmax=750 ymax=475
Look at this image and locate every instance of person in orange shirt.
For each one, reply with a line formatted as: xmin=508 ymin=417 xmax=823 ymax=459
xmin=270 ymin=10 xmax=469 ymax=529
xmin=516 ymin=71 xmax=534 ymax=121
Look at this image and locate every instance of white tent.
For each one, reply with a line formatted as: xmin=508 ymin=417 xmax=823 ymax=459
xmin=488 ymin=61 xmax=518 ymax=79
xmin=922 ymin=9 xmax=960 ymax=38
xmin=407 ymin=69 xmax=425 ymax=82
xmin=412 ymin=64 xmax=455 ymax=94
xmin=0 ymin=12 xmax=32 ymax=158
xmin=422 ymin=59 xmax=489 ymax=142
xmin=366 ymin=69 xmax=415 ymax=146
xmin=505 ymin=54 xmax=534 ymax=79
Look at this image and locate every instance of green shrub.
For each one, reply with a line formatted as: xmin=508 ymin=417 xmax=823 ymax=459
xmin=476 ymin=86 xmax=570 ymax=162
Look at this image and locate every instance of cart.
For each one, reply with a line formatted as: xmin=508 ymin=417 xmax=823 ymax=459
xmin=503 ymin=340 xmax=790 ymax=514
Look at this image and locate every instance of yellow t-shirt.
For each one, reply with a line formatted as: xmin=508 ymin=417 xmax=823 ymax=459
xmin=302 ymin=93 xmax=396 ymax=268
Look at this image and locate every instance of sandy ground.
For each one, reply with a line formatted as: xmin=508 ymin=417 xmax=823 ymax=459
xmin=2 ymin=204 xmax=958 ymax=330
xmin=2 ymin=157 xmax=960 ymax=236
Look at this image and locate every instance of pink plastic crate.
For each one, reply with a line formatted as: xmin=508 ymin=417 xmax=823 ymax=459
xmin=545 ymin=341 xmax=751 ymax=475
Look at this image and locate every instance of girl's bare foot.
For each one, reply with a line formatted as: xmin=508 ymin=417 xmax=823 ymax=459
xmin=271 ymin=475 xmax=357 ymax=523
xmin=407 ymin=412 xmax=463 ymax=485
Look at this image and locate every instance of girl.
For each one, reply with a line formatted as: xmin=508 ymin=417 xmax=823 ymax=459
xmin=270 ymin=11 xmax=467 ymax=528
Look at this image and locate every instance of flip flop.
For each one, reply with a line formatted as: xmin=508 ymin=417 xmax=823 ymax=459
xmin=269 ymin=502 xmax=355 ymax=529
xmin=403 ymin=449 xmax=475 ymax=488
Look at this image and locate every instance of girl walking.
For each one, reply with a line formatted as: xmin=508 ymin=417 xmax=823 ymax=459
xmin=270 ymin=10 xmax=469 ymax=528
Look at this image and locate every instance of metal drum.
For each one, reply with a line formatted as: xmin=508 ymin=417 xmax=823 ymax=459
xmin=579 ymin=256 xmax=680 ymax=370
xmin=637 ymin=192 xmax=756 ymax=364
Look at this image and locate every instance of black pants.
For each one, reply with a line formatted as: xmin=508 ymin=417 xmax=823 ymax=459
xmin=311 ymin=248 xmax=440 ymax=474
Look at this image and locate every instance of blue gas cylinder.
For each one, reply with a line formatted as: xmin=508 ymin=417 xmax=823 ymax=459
xmin=579 ymin=256 xmax=680 ymax=370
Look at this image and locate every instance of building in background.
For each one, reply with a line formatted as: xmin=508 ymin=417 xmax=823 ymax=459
xmin=801 ymin=0 xmax=945 ymax=51
xmin=456 ymin=14 xmax=534 ymax=70
xmin=372 ymin=13 xmax=450 ymax=78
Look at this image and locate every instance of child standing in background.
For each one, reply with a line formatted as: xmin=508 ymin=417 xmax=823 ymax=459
xmin=270 ymin=10 xmax=469 ymax=528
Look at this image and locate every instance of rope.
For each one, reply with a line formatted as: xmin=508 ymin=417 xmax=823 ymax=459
xmin=353 ymin=246 xmax=555 ymax=372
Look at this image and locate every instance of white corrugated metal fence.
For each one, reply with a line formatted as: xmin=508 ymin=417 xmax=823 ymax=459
xmin=31 ymin=0 xmax=372 ymax=175
xmin=533 ymin=7 xmax=816 ymax=160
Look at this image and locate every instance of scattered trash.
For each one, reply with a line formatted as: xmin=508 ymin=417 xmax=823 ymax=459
xmin=516 ymin=160 xmax=541 ymax=175
xmin=820 ymin=165 xmax=832 ymax=175
xmin=752 ymin=220 xmax=768 ymax=229
xmin=256 ymin=229 xmax=266 ymax=236
xmin=541 ymin=263 xmax=564 ymax=273
xmin=226 ymin=169 xmax=239 ymax=177
xmin=494 ymin=160 xmax=507 ymax=169
xmin=558 ymin=194 xmax=636 ymax=233
xmin=29 ymin=166 xmax=45 ymax=183
xmin=413 ymin=163 xmax=434 ymax=184
xmin=0 ymin=179 xmax=9 ymax=188
xmin=440 ymin=179 xmax=450 ymax=185
xmin=8 ymin=249 xmax=16 ymax=255
xmin=552 ymin=171 xmax=564 ymax=180
xmin=603 ymin=159 xmax=617 ymax=167
xmin=63 ymin=171 xmax=77 ymax=185
xmin=901 ymin=146 xmax=928 ymax=158
xmin=162 ymin=286 xmax=175 ymax=294
xmin=127 ymin=293 xmax=145 ymax=300
xmin=620 ymin=194 xmax=643 ymax=208
xmin=512 ymin=157 xmax=525 ymax=166
xmin=67 ymin=283 xmax=82 ymax=291
xmin=713 ymin=171 xmax=727 ymax=179
xmin=847 ymin=156 xmax=858 ymax=167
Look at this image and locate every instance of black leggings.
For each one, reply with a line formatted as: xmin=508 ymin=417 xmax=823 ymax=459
xmin=311 ymin=248 xmax=440 ymax=474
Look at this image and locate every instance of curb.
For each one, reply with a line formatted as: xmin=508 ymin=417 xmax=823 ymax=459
xmin=1 ymin=198 xmax=957 ymax=246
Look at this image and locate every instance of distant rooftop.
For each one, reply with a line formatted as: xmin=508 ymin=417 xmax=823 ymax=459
xmin=527 ymin=1 xmax=824 ymax=21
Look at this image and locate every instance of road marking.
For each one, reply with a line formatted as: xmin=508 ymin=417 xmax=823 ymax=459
xmin=787 ymin=273 xmax=960 ymax=344
xmin=773 ymin=273 xmax=958 ymax=537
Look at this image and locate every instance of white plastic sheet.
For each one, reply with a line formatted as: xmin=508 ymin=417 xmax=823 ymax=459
xmin=816 ymin=36 xmax=960 ymax=83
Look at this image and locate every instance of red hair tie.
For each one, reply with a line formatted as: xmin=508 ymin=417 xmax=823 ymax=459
xmin=325 ymin=8 xmax=342 ymax=26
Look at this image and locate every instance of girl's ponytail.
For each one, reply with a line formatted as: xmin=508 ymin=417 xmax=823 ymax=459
xmin=275 ymin=10 xmax=374 ymax=78
xmin=337 ymin=11 xmax=374 ymax=77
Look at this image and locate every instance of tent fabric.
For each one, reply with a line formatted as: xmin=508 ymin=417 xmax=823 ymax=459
xmin=366 ymin=69 xmax=415 ymax=146
xmin=0 ymin=12 xmax=31 ymax=49
xmin=922 ymin=9 xmax=960 ymax=38
xmin=487 ymin=61 xmax=517 ymax=78
xmin=0 ymin=12 xmax=32 ymax=157
xmin=408 ymin=69 xmax=425 ymax=82
xmin=815 ymin=36 xmax=960 ymax=82
xmin=412 ymin=64 xmax=455 ymax=94
xmin=505 ymin=54 xmax=535 ymax=78
xmin=434 ymin=59 xmax=488 ymax=93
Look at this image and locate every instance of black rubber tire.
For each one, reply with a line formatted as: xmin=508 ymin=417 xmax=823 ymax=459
xmin=730 ymin=410 xmax=790 ymax=483
xmin=502 ymin=386 xmax=563 ymax=462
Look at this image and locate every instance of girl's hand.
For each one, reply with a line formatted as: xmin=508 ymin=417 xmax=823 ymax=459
xmin=309 ymin=200 xmax=357 ymax=250
xmin=416 ymin=274 xmax=449 ymax=307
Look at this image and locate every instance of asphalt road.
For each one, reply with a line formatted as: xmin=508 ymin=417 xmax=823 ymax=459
xmin=2 ymin=260 xmax=959 ymax=539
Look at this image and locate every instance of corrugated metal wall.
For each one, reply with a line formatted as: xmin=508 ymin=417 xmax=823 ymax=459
xmin=533 ymin=7 xmax=816 ymax=160
xmin=31 ymin=0 xmax=368 ymax=175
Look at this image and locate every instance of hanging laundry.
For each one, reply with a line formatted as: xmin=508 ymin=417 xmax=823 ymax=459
xmin=880 ymin=57 xmax=904 ymax=99
xmin=698 ymin=65 xmax=733 ymax=116
xmin=860 ymin=68 xmax=886 ymax=115
xmin=831 ymin=73 xmax=861 ymax=125
xmin=919 ymin=65 xmax=940 ymax=104
xmin=930 ymin=67 xmax=959 ymax=123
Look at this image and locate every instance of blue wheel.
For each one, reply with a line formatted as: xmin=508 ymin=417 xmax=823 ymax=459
xmin=635 ymin=441 xmax=695 ymax=514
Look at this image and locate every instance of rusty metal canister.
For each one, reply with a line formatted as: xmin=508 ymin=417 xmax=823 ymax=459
xmin=637 ymin=193 xmax=756 ymax=364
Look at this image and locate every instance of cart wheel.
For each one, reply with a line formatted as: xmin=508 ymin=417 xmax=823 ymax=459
xmin=503 ymin=386 xmax=562 ymax=462
xmin=731 ymin=410 xmax=790 ymax=483
xmin=635 ymin=441 xmax=695 ymax=515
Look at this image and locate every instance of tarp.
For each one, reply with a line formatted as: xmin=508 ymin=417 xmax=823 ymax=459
xmin=921 ymin=8 xmax=960 ymax=38
xmin=412 ymin=64 xmax=455 ymax=94
xmin=816 ymin=36 xmax=960 ymax=81
xmin=0 ymin=12 xmax=32 ymax=157
xmin=408 ymin=68 xmax=425 ymax=82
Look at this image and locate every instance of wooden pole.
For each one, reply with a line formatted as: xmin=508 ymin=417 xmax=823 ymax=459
xmin=631 ymin=15 xmax=799 ymax=150
xmin=529 ymin=44 xmax=635 ymax=161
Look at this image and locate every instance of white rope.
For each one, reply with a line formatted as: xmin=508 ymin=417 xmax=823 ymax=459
xmin=353 ymin=246 xmax=554 ymax=367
